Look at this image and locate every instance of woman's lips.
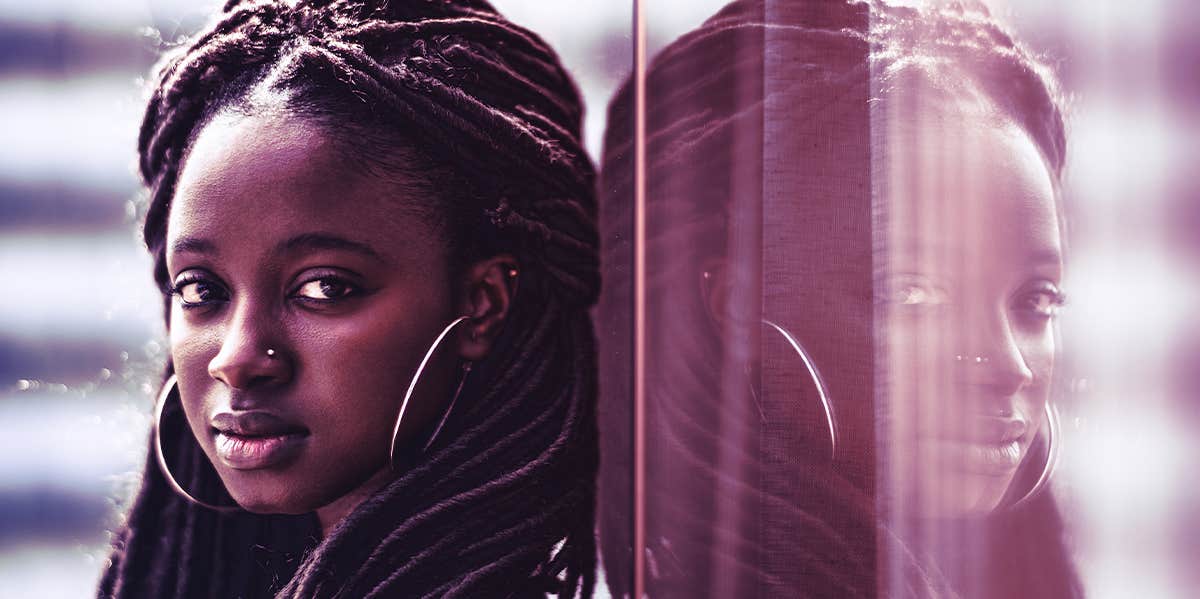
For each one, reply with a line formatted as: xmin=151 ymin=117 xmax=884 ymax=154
xmin=927 ymin=417 xmax=1030 ymax=476
xmin=210 ymin=411 xmax=309 ymax=470
xmin=929 ymin=438 xmax=1024 ymax=476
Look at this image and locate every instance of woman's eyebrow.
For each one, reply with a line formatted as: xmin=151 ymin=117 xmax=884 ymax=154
xmin=170 ymin=237 xmax=217 ymax=255
xmin=1026 ymin=248 xmax=1063 ymax=266
xmin=278 ymin=232 xmax=384 ymax=261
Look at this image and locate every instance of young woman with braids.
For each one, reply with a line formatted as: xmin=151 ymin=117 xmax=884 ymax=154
xmin=97 ymin=1 xmax=600 ymax=597
xmin=596 ymin=0 xmax=1083 ymax=597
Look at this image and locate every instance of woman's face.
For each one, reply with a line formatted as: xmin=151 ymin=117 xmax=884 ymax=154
xmin=165 ymin=111 xmax=462 ymax=521
xmin=882 ymin=104 xmax=1064 ymax=518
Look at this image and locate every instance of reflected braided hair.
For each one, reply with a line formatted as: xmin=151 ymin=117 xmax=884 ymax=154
xmin=99 ymin=1 xmax=599 ymax=597
xmin=599 ymin=2 xmax=894 ymax=596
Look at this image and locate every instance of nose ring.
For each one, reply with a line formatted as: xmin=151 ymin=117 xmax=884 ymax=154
xmin=955 ymin=354 xmax=990 ymax=364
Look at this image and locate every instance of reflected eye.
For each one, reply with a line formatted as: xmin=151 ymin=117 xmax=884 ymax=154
xmin=884 ymin=275 xmax=949 ymax=308
xmin=897 ymin=285 xmax=937 ymax=306
xmin=170 ymin=273 xmax=228 ymax=308
xmin=291 ymin=274 xmax=362 ymax=303
xmin=1013 ymin=284 xmax=1066 ymax=320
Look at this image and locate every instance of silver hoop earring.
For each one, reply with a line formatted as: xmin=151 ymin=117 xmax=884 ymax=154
xmin=390 ymin=315 xmax=473 ymax=468
xmin=153 ymin=375 xmax=238 ymax=512
xmin=1005 ymin=401 xmax=1060 ymax=510
xmin=762 ymin=320 xmax=838 ymax=460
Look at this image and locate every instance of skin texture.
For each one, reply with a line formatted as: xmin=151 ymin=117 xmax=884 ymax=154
xmin=881 ymin=101 xmax=1064 ymax=518
xmin=164 ymin=111 xmax=514 ymax=535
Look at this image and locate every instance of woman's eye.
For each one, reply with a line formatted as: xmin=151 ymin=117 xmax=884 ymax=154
xmin=897 ymin=285 xmax=933 ymax=305
xmin=292 ymin=276 xmax=360 ymax=302
xmin=884 ymin=276 xmax=948 ymax=308
xmin=171 ymin=277 xmax=228 ymax=308
xmin=1013 ymin=285 xmax=1066 ymax=320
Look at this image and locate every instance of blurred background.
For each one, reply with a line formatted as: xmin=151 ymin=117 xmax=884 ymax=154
xmin=995 ymin=2 xmax=1200 ymax=597
xmin=0 ymin=0 xmax=1195 ymax=597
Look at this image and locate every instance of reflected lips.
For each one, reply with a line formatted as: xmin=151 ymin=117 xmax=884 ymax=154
xmin=936 ymin=417 xmax=1029 ymax=475
xmin=210 ymin=411 xmax=308 ymax=470
xmin=963 ymin=439 xmax=1023 ymax=474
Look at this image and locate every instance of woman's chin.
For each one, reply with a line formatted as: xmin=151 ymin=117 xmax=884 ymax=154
xmin=225 ymin=489 xmax=310 ymax=515
xmin=216 ymin=472 xmax=319 ymax=515
xmin=214 ymin=463 xmax=390 ymax=520
xmin=906 ymin=470 xmax=1013 ymax=520
xmin=894 ymin=436 xmax=1025 ymax=519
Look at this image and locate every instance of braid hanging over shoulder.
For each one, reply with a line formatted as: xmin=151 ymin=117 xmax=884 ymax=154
xmin=100 ymin=1 xmax=600 ymax=597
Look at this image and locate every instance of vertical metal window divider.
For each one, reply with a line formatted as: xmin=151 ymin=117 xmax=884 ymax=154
xmin=632 ymin=1 xmax=648 ymax=597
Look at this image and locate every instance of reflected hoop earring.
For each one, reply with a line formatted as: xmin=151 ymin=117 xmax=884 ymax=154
xmin=153 ymin=374 xmax=238 ymax=512
xmin=762 ymin=320 xmax=838 ymax=460
xmin=1006 ymin=401 xmax=1061 ymax=510
xmin=390 ymin=315 xmax=473 ymax=468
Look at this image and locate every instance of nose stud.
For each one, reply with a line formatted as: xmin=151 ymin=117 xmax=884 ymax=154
xmin=266 ymin=348 xmax=277 ymax=359
xmin=955 ymin=354 xmax=990 ymax=364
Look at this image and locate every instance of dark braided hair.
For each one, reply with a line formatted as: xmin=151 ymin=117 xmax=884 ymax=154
xmin=597 ymin=0 xmax=1078 ymax=597
xmin=99 ymin=1 xmax=600 ymax=597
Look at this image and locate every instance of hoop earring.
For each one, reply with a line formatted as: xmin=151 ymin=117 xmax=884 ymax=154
xmin=390 ymin=315 xmax=473 ymax=468
xmin=762 ymin=320 xmax=838 ymax=460
xmin=153 ymin=375 xmax=238 ymax=512
xmin=1005 ymin=401 xmax=1060 ymax=510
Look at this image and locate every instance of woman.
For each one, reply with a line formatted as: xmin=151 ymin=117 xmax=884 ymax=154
xmin=98 ymin=1 xmax=600 ymax=597
xmin=596 ymin=0 xmax=1081 ymax=597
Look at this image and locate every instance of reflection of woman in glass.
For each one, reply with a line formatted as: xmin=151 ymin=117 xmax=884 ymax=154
xmin=98 ymin=1 xmax=601 ymax=597
xmin=874 ymin=3 xmax=1080 ymax=597
xmin=597 ymin=0 xmax=1081 ymax=597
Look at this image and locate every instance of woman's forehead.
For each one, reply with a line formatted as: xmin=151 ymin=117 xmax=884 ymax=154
xmin=882 ymin=112 xmax=1060 ymax=250
xmin=166 ymin=111 xmax=443 ymax=266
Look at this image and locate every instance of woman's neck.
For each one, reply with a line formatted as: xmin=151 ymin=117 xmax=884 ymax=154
xmin=315 ymin=466 xmax=395 ymax=537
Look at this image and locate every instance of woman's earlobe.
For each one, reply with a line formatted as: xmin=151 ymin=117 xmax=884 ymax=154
xmin=458 ymin=255 xmax=518 ymax=361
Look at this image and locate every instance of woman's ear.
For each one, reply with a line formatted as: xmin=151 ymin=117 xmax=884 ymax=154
xmin=457 ymin=254 xmax=519 ymax=361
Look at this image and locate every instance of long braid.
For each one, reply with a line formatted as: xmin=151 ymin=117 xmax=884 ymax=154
xmin=317 ymin=294 xmax=596 ymax=597
xmin=101 ymin=1 xmax=599 ymax=597
xmin=281 ymin=288 xmax=565 ymax=584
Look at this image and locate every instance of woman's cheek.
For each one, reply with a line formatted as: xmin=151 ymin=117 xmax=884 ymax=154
xmin=1019 ymin=327 xmax=1056 ymax=385
xmin=889 ymin=315 xmax=952 ymax=394
xmin=292 ymin=314 xmax=396 ymax=378
xmin=170 ymin=319 xmax=218 ymax=374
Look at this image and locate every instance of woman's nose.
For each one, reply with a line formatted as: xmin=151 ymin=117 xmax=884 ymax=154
xmin=957 ymin=310 xmax=1035 ymax=396
xmin=207 ymin=303 xmax=292 ymax=390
